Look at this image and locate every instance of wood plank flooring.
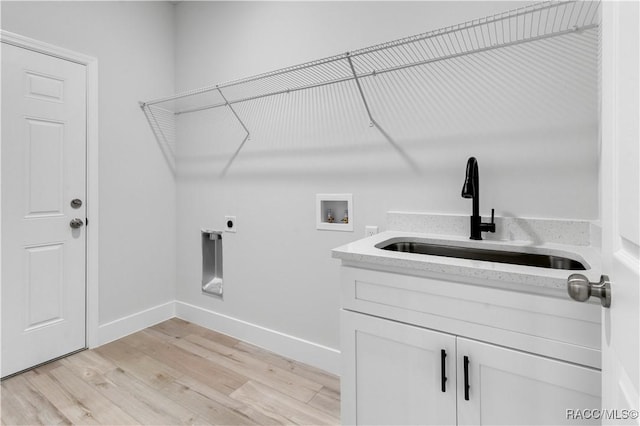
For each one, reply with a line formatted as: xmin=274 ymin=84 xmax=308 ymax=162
xmin=1 ymin=318 xmax=340 ymax=425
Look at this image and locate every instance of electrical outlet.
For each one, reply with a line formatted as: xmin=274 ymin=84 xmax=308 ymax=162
xmin=225 ymin=216 xmax=237 ymax=233
xmin=365 ymin=226 xmax=378 ymax=237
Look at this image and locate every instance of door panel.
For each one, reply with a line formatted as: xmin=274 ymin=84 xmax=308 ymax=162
xmin=25 ymin=118 xmax=65 ymax=216
xmin=600 ymin=1 xmax=640 ymax=420
xmin=1 ymin=42 xmax=87 ymax=377
xmin=341 ymin=310 xmax=457 ymax=426
xmin=25 ymin=243 xmax=64 ymax=329
xmin=25 ymin=71 xmax=65 ymax=102
xmin=457 ymin=337 xmax=601 ymax=426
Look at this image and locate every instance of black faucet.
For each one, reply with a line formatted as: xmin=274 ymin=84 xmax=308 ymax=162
xmin=461 ymin=157 xmax=496 ymax=240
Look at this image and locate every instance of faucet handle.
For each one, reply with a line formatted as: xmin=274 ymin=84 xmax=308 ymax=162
xmin=487 ymin=209 xmax=496 ymax=233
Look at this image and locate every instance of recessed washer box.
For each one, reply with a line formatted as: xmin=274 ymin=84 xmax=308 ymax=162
xmin=316 ymin=194 xmax=353 ymax=232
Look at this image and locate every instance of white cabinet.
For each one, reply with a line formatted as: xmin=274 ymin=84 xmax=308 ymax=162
xmin=457 ymin=337 xmax=600 ymax=426
xmin=340 ymin=267 xmax=602 ymax=425
xmin=341 ymin=310 xmax=456 ymax=425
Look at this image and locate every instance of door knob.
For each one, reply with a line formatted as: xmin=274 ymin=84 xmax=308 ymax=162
xmin=69 ymin=218 xmax=84 ymax=229
xmin=567 ymin=274 xmax=611 ymax=308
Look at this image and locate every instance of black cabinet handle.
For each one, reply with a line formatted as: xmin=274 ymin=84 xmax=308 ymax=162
xmin=463 ymin=355 xmax=470 ymax=401
xmin=440 ymin=349 xmax=447 ymax=392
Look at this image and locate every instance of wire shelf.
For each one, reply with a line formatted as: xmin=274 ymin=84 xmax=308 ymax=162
xmin=141 ymin=0 xmax=599 ymax=114
xmin=141 ymin=0 xmax=600 ymax=176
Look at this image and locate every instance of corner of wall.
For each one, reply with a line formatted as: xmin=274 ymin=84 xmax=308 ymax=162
xmin=95 ymin=301 xmax=176 ymax=347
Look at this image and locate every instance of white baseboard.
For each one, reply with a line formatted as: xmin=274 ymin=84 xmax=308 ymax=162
xmin=92 ymin=300 xmax=340 ymax=376
xmin=175 ymin=301 xmax=341 ymax=375
xmin=95 ymin=301 xmax=176 ymax=346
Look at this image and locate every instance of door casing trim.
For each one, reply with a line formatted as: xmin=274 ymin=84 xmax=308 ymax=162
xmin=1 ymin=30 xmax=100 ymax=348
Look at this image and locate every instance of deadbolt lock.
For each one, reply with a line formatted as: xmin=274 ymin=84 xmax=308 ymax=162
xmin=71 ymin=199 xmax=83 ymax=208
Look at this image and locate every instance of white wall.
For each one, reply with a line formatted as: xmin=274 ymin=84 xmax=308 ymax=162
xmin=173 ymin=1 xmax=600 ymax=366
xmin=1 ymin=2 xmax=177 ymax=329
xmin=0 ymin=1 xmax=601 ymax=372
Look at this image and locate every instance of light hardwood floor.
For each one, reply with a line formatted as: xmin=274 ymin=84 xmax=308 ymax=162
xmin=1 ymin=318 xmax=340 ymax=425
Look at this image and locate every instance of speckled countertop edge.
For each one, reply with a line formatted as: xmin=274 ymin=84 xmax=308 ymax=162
xmin=332 ymin=230 xmax=602 ymax=295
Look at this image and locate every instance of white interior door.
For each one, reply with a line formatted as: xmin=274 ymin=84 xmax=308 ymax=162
xmin=600 ymin=1 xmax=640 ymax=422
xmin=1 ymin=43 xmax=87 ymax=377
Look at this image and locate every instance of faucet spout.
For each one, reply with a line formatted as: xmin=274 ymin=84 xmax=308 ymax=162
xmin=461 ymin=157 xmax=495 ymax=240
xmin=461 ymin=157 xmax=479 ymax=217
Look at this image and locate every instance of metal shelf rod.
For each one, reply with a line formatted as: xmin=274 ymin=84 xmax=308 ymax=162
xmin=171 ymin=22 xmax=597 ymax=116
xmin=142 ymin=1 xmax=588 ymax=109
xmin=346 ymin=1 xmax=574 ymax=59
xmin=142 ymin=54 xmax=349 ymax=107
xmin=175 ymin=74 xmax=355 ymax=115
xmin=355 ymin=23 xmax=598 ymax=82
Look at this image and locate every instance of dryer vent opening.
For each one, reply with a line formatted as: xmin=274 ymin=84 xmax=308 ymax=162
xmin=202 ymin=229 xmax=223 ymax=297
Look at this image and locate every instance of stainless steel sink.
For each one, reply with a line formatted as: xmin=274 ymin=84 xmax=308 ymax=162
xmin=377 ymin=241 xmax=587 ymax=270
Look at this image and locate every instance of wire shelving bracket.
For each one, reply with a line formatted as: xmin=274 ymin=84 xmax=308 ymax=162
xmin=216 ymin=86 xmax=251 ymax=177
xmin=345 ymin=52 xmax=421 ymax=173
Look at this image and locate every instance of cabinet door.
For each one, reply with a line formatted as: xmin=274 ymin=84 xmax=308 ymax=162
xmin=341 ymin=310 xmax=456 ymax=425
xmin=457 ymin=337 xmax=601 ymax=425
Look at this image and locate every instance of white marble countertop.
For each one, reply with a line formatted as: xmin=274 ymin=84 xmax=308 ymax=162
xmin=332 ymin=230 xmax=602 ymax=297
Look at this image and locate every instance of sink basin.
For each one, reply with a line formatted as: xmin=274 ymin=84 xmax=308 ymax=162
xmin=377 ymin=240 xmax=587 ymax=270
